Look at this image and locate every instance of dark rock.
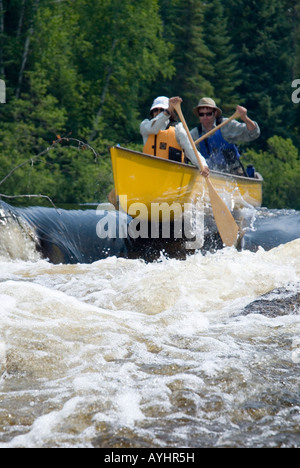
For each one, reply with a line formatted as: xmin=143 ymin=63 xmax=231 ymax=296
xmin=242 ymin=284 xmax=300 ymax=317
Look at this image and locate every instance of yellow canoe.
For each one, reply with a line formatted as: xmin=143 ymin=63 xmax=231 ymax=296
xmin=110 ymin=146 xmax=263 ymax=220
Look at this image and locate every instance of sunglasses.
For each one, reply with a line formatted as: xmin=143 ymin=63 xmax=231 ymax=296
xmin=199 ymin=111 xmax=214 ymax=117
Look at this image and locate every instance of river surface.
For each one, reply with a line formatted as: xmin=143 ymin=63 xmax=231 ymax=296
xmin=0 ymin=203 xmax=299 ymax=448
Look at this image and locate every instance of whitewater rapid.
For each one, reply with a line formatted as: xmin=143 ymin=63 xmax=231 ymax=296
xmin=0 ymin=238 xmax=299 ymax=447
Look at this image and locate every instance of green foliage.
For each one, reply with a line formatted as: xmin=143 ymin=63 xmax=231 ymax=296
xmin=243 ymin=136 xmax=300 ymax=209
xmin=0 ymin=0 xmax=172 ymax=203
xmin=224 ymin=0 xmax=295 ymax=143
xmin=151 ymin=0 xmax=214 ymax=121
xmin=202 ymin=0 xmax=241 ymax=113
xmin=0 ymin=0 xmax=299 ymax=209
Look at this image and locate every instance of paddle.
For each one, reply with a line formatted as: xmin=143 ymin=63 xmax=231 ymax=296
xmin=173 ymin=102 xmax=239 ymax=247
xmin=194 ymin=110 xmax=240 ymax=145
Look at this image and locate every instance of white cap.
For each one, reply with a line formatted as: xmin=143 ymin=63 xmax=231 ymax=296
xmin=150 ymin=96 xmax=169 ymax=112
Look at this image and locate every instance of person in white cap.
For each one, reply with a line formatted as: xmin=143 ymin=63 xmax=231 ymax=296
xmin=140 ymin=96 xmax=209 ymax=177
xmin=190 ymin=97 xmax=260 ymax=175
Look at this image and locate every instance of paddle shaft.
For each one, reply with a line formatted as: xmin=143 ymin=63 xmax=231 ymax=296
xmin=194 ymin=110 xmax=240 ymax=145
xmin=174 ymin=104 xmax=205 ymax=172
xmin=173 ymin=103 xmax=239 ymax=247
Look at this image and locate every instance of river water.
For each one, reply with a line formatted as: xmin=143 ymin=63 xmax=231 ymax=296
xmin=0 ymin=202 xmax=299 ymax=448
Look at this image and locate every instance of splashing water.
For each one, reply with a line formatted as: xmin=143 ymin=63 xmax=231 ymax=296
xmin=0 ymin=233 xmax=299 ymax=447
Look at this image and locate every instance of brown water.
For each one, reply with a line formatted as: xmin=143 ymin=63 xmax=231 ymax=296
xmin=0 ymin=235 xmax=300 ymax=447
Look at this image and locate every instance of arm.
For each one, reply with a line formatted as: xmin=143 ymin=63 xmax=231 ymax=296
xmin=140 ymin=112 xmax=170 ymax=144
xmin=175 ymin=123 xmax=209 ymax=176
xmin=221 ymin=105 xmax=260 ymax=142
xmin=236 ymin=105 xmax=257 ymax=131
xmin=190 ymin=127 xmax=199 ymax=141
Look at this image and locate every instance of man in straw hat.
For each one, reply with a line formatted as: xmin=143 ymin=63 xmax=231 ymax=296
xmin=140 ymin=96 xmax=209 ymax=177
xmin=190 ymin=97 xmax=260 ymax=175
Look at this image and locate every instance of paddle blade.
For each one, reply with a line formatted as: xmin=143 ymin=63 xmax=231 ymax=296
xmin=173 ymin=100 xmax=239 ymax=246
xmin=206 ymin=179 xmax=239 ymax=246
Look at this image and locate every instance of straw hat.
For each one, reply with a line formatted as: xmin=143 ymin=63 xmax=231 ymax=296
xmin=150 ymin=96 xmax=169 ymax=113
xmin=193 ymin=97 xmax=222 ymax=118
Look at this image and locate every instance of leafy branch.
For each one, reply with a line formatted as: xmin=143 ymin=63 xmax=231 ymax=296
xmin=0 ymin=135 xmax=99 ymax=209
xmin=0 ymin=134 xmax=99 ymax=188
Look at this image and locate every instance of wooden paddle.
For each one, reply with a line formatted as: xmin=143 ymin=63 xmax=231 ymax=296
xmin=194 ymin=110 xmax=240 ymax=145
xmin=174 ymin=102 xmax=239 ymax=247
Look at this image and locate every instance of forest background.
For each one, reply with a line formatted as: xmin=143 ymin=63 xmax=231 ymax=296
xmin=0 ymin=0 xmax=300 ymax=209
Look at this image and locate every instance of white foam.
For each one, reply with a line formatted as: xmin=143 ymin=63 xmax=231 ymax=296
xmin=0 ymin=217 xmax=40 ymax=262
xmin=115 ymin=390 xmax=145 ymax=426
xmin=0 ymin=397 xmax=82 ymax=448
xmin=0 ymin=239 xmax=299 ymax=447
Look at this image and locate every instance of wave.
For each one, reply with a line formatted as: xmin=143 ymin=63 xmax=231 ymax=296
xmin=0 ymin=201 xmax=299 ymax=264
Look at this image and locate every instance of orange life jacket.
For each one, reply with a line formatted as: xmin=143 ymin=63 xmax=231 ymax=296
xmin=143 ymin=126 xmax=185 ymax=163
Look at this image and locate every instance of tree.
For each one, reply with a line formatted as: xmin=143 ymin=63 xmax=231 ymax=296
xmin=224 ymin=0 xmax=295 ymax=144
xmin=151 ymin=0 xmax=214 ymax=122
xmin=0 ymin=0 xmax=175 ymax=203
xmin=202 ymin=0 xmax=241 ymax=114
xmin=29 ymin=1 xmax=88 ymax=135
xmin=243 ymin=136 xmax=300 ymax=209
xmin=71 ymin=0 xmax=174 ymax=144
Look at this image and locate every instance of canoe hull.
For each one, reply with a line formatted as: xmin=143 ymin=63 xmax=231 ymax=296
xmin=110 ymin=146 xmax=263 ymax=221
